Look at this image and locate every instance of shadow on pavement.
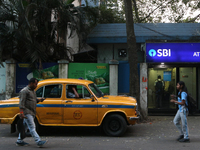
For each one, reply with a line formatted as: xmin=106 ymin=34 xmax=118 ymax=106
xmin=38 ymin=126 xmax=105 ymax=137
xmin=37 ymin=125 xmax=141 ymax=137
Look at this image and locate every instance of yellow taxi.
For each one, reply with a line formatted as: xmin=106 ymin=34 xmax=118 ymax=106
xmin=0 ymin=79 xmax=139 ymax=136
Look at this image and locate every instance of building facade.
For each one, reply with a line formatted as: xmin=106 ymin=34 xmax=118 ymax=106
xmin=87 ymin=23 xmax=200 ymax=115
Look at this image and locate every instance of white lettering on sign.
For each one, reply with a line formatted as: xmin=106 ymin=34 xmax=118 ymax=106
xmin=157 ymin=49 xmax=171 ymax=57
xmin=193 ymin=52 xmax=200 ymax=57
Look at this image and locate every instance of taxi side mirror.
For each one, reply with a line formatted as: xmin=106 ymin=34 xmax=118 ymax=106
xmin=91 ymin=95 xmax=95 ymax=102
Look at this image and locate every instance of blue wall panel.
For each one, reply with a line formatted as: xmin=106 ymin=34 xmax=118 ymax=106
xmin=118 ymin=62 xmax=140 ymax=94
xmin=118 ymin=61 xmax=130 ymax=93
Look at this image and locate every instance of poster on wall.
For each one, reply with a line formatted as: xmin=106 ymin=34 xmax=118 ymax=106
xmin=16 ymin=63 xmax=58 ymax=93
xmin=163 ymin=71 xmax=171 ymax=81
xmin=0 ymin=63 xmax=6 ymax=94
xmin=68 ymin=63 xmax=109 ymax=94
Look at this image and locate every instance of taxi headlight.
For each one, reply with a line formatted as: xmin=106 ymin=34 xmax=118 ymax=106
xmin=135 ymin=103 xmax=137 ymax=106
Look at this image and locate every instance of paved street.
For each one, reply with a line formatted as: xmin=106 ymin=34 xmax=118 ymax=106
xmin=0 ymin=116 xmax=200 ymax=150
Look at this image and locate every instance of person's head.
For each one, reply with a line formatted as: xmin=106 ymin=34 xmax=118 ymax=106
xmin=177 ymin=81 xmax=187 ymax=92
xmin=28 ymin=78 xmax=38 ymax=90
xmin=158 ymin=75 xmax=161 ymax=79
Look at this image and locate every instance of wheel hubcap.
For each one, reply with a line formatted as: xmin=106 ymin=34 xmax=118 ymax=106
xmin=109 ymin=120 xmax=120 ymax=131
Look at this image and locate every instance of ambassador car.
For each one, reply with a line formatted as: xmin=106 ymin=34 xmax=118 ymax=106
xmin=0 ymin=79 xmax=139 ymax=136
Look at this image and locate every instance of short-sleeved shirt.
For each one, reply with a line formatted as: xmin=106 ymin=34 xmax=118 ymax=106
xmin=19 ymin=86 xmax=38 ymax=116
xmin=177 ymin=91 xmax=188 ymax=112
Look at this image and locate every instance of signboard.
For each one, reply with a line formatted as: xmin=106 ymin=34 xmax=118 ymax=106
xmin=16 ymin=63 xmax=58 ymax=93
xmin=0 ymin=63 xmax=6 ymax=94
xmin=163 ymin=71 xmax=171 ymax=81
xmin=68 ymin=63 xmax=109 ymax=94
xmin=146 ymin=43 xmax=200 ymax=63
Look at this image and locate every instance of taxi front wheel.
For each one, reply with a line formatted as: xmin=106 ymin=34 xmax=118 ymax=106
xmin=103 ymin=114 xmax=127 ymax=137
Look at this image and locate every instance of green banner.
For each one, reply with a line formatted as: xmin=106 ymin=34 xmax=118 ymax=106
xmin=68 ymin=63 xmax=109 ymax=94
xmin=16 ymin=63 xmax=58 ymax=93
xmin=33 ymin=65 xmax=58 ymax=81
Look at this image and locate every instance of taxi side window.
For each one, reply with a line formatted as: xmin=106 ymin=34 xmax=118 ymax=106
xmin=83 ymin=87 xmax=91 ymax=98
xmin=44 ymin=84 xmax=62 ymax=98
xmin=36 ymin=87 xmax=44 ymax=97
xmin=66 ymin=85 xmax=91 ymax=99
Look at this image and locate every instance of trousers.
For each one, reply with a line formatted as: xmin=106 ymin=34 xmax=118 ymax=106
xmin=156 ymin=93 xmax=162 ymax=108
xmin=17 ymin=114 xmax=41 ymax=143
xmin=173 ymin=109 xmax=189 ymax=139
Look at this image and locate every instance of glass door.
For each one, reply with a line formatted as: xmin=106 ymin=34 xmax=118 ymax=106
xmin=148 ymin=67 xmax=177 ymax=109
xmin=179 ymin=67 xmax=196 ymax=101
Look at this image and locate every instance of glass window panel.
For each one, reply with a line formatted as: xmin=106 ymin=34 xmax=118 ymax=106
xmin=66 ymin=84 xmax=91 ymax=99
xmin=36 ymin=87 xmax=43 ymax=97
xmin=44 ymin=84 xmax=62 ymax=98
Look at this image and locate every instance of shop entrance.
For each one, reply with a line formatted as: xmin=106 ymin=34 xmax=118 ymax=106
xmin=148 ymin=67 xmax=176 ymax=109
xmin=148 ymin=66 xmax=197 ymax=112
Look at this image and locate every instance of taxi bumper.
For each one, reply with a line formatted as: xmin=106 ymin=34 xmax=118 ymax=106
xmin=0 ymin=118 xmax=14 ymax=124
xmin=129 ymin=116 xmax=140 ymax=120
xmin=127 ymin=115 xmax=140 ymax=125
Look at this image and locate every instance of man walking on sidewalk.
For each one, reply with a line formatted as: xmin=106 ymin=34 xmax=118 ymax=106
xmin=16 ymin=78 xmax=48 ymax=147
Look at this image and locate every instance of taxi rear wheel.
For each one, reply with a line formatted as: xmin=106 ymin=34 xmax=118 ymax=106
xmin=103 ymin=114 xmax=127 ymax=136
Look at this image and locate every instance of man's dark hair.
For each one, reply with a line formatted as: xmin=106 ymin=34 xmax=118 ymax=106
xmin=29 ymin=78 xmax=37 ymax=84
xmin=158 ymin=75 xmax=161 ymax=79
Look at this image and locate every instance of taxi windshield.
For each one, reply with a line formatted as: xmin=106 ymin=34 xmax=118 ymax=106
xmin=89 ymin=83 xmax=104 ymax=98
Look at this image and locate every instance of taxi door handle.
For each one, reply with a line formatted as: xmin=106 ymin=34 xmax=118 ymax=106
xmin=65 ymin=100 xmax=73 ymax=103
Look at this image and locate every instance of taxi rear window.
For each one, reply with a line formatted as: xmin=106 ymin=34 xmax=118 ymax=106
xmin=36 ymin=84 xmax=62 ymax=98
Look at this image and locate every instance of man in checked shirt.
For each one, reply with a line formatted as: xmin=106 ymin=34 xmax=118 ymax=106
xmin=16 ymin=78 xmax=47 ymax=147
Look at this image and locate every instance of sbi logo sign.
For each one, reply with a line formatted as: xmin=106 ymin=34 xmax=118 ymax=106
xmin=149 ymin=49 xmax=171 ymax=57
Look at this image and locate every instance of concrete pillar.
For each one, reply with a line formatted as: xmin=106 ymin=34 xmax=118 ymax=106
xmin=5 ymin=59 xmax=16 ymax=100
xmin=58 ymin=59 xmax=69 ymax=78
xmin=140 ymin=63 xmax=148 ymax=118
xmin=109 ymin=60 xmax=119 ymax=95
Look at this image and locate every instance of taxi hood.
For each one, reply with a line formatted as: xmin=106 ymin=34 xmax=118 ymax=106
xmin=100 ymin=95 xmax=137 ymax=104
xmin=0 ymin=97 xmax=19 ymax=103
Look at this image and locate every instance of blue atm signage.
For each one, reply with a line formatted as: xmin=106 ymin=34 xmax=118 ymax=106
xmin=146 ymin=43 xmax=200 ymax=63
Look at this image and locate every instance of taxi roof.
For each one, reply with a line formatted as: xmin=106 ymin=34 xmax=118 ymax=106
xmin=38 ymin=78 xmax=94 ymax=85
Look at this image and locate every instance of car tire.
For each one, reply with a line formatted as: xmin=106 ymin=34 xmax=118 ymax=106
xmin=103 ymin=114 xmax=127 ymax=137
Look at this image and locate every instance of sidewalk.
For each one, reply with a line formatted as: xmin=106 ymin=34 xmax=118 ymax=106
xmin=125 ymin=115 xmax=200 ymax=150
